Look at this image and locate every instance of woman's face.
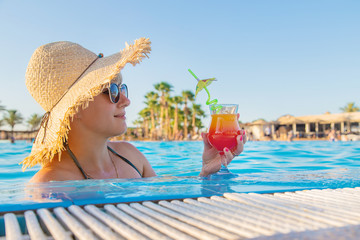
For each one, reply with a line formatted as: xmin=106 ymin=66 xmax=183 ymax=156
xmin=73 ymin=77 xmax=131 ymax=137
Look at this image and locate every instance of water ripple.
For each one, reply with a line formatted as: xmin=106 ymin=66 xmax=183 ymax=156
xmin=0 ymin=140 xmax=359 ymax=188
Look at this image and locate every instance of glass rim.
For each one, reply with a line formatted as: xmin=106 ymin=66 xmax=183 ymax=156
xmin=209 ymin=103 xmax=238 ymax=107
xmin=209 ymin=103 xmax=238 ymax=114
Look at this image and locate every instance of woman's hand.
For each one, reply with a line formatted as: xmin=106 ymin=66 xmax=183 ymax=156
xmin=200 ymin=129 xmax=246 ymax=177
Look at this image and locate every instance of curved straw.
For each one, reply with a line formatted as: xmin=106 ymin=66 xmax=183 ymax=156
xmin=188 ymin=69 xmax=222 ymax=112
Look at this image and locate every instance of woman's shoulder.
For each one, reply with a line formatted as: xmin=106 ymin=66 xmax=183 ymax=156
xmin=109 ymin=140 xmax=134 ymax=147
xmin=108 ymin=141 xmax=141 ymax=154
xmin=29 ymin=160 xmax=83 ymax=183
xmin=108 ymin=141 xmax=146 ymax=165
xmin=108 ymin=141 xmax=156 ymax=177
xmin=29 ymin=167 xmax=68 ymax=183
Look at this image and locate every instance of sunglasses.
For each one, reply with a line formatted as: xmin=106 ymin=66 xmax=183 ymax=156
xmin=102 ymin=83 xmax=128 ymax=104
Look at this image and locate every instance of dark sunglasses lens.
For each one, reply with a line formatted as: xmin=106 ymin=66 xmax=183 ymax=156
xmin=109 ymin=83 xmax=120 ymax=103
xmin=120 ymin=84 xmax=128 ymax=98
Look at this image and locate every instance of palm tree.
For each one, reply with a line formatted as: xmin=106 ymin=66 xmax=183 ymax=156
xmin=144 ymin=91 xmax=159 ymax=140
xmin=3 ymin=110 xmax=23 ymax=137
xmin=154 ymin=82 xmax=173 ymax=139
xmin=182 ymin=90 xmax=195 ymax=139
xmin=132 ymin=119 xmax=144 ymax=140
xmin=133 ymin=119 xmax=143 ymax=128
xmin=340 ymin=102 xmax=359 ymax=112
xmin=138 ymin=108 xmax=151 ymax=139
xmin=195 ymin=117 xmax=205 ymax=135
xmin=164 ymin=94 xmax=172 ymax=140
xmin=191 ymin=103 xmax=205 ymax=136
xmin=27 ymin=113 xmax=42 ymax=131
xmin=170 ymin=96 xmax=183 ymax=139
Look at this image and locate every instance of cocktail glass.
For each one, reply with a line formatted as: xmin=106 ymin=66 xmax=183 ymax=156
xmin=207 ymin=104 xmax=240 ymax=175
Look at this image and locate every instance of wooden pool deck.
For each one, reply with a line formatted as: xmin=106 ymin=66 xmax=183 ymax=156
xmin=1 ymin=187 xmax=360 ymax=239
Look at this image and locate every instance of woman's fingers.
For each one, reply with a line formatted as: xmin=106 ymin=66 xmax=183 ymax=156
xmin=242 ymin=130 xmax=247 ymax=144
xmin=223 ymin=148 xmax=234 ymax=165
xmin=231 ymin=135 xmax=244 ymax=157
xmin=236 ymin=114 xmax=246 ymax=144
xmin=201 ymin=132 xmax=212 ymax=149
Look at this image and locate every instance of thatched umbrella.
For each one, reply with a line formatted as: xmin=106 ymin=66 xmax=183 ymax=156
xmin=276 ymin=115 xmax=304 ymax=125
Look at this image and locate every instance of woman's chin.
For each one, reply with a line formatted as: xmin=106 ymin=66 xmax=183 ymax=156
xmin=117 ymin=125 xmax=127 ymax=135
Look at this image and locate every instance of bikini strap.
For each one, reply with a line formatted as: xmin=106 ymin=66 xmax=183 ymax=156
xmin=107 ymin=146 xmax=142 ymax=177
xmin=65 ymin=144 xmax=91 ymax=179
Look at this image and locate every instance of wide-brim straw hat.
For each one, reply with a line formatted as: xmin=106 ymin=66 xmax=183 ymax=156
xmin=21 ymin=38 xmax=151 ymax=170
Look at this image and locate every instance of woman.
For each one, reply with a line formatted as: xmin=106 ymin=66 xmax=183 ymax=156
xmin=23 ymin=38 xmax=246 ymax=182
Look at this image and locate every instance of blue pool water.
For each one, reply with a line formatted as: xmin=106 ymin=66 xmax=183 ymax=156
xmin=0 ymin=140 xmax=360 ymax=212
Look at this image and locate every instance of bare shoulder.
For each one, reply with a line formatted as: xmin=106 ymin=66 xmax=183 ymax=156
xmin=111 ymin=141 xmax=138 ymax=150
xmin=108 ymin=141 xmax=156 ymax=177
xmin=29 ymin=167 xmax=63 ymax=183
xmin=108 ymin=141 xmax=146 ymax=162
xmin=29 ymin=162 xmax=82 ymax=183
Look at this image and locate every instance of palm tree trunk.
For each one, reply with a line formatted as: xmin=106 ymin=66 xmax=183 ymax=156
xmin=150 ymin=109 xmax=156 ymax=140
xmin=145 ymin=119 xmax=149 ymax=139
xmin=192 ymin=106 xmax=196 ymax=137
xmin=159 ymin=95 xmax=165 ymax=139
xmin=184 ymin=107 xmax=188 ymax=140
xmin=173 ymin=104 xmax=179 ymax=139
xmin=165 ymin=102 xmax=170 ymax=140
xmin=159 ymin=105 xmax=164 ymax=138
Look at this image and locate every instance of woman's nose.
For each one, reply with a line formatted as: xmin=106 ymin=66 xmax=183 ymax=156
xmin=118 ymin=92 xmax=130 ymax=107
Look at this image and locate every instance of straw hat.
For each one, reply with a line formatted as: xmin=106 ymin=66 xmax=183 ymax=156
xmin=21 ymin=38 xmax=151 ymax=170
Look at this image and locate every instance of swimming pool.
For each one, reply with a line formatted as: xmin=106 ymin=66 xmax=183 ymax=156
xmin=0 ymin=140 xmax=359 ymax=212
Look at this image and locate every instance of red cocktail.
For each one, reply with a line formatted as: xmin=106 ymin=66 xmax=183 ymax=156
xmin=207 ymin=104 xmax=240 ymax=174
xmin=208 ymin=114 xmax=241 ymax=154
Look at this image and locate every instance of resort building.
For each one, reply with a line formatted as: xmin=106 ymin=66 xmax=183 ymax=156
xmin=0 ymin=130 xmax=37 ymax=141
xmin=244 ymin=112 xmax=360 ymax=141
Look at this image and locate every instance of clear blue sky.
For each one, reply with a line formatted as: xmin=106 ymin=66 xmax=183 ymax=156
xmin=0 ymin=0 xmax=359 ymax=130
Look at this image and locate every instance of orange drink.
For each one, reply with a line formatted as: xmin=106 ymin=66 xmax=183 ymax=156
xmin=208 ymin=113 xmax=240 ymax=154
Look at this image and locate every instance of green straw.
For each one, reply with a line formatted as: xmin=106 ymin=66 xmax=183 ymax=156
xmin=188 ymin=69 xmax=200 ymax=81
xmin=188 ymin=69 xmax=221 ymax=112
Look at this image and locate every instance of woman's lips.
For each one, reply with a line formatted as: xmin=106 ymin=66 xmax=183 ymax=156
xmin=114 ymin=113 xmax=126 ymax=119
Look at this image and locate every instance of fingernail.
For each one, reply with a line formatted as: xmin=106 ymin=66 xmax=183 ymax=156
xmin=240 ymin=135 xmax=243 ymax=141
xmin=243 ymin=130 xmax=246 ymax=135
xmin=225 ymin=148 xmax=229 ymax=152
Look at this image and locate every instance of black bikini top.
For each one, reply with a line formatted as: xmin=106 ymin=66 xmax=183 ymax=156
xmin=66 ymin=145 xmax=141 ymax=179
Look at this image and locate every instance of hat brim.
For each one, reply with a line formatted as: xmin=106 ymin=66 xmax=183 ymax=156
xmin=21 ymin=38 xmax=151 ymax=170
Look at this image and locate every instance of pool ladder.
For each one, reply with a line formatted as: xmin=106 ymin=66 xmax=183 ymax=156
xmin=2 ymin=187 xmax=360 ymax=239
